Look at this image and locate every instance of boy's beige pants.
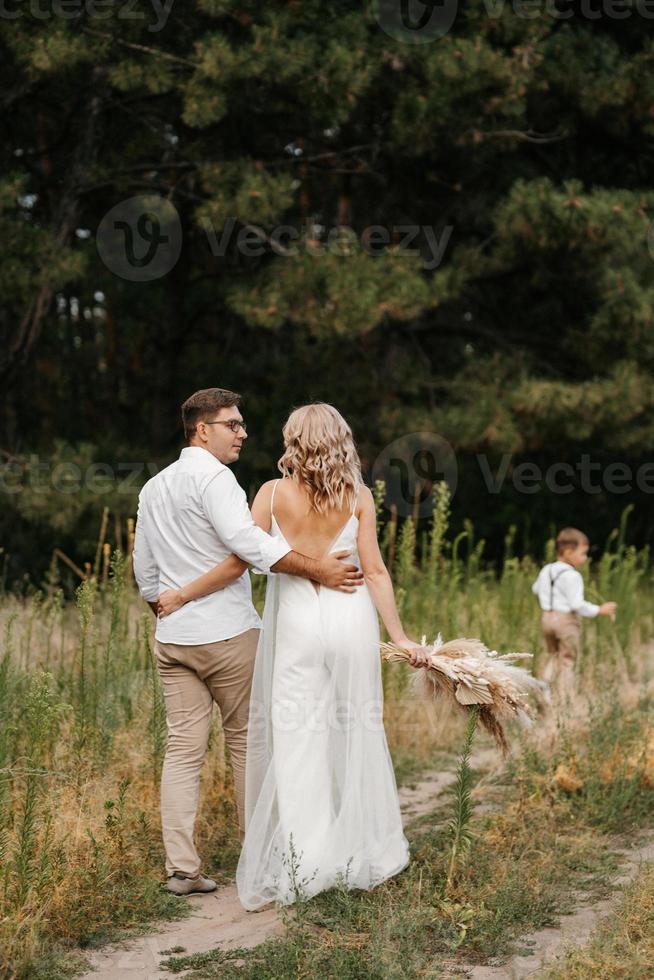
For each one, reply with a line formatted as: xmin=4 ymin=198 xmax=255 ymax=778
xmin=154 ymin=627 xmax=260 ymax=879
xmin=539 ymin=610 xmax=581 ymax=695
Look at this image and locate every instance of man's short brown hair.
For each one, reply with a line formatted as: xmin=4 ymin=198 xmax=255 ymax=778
xmin=555 ymin=527 xmax=589 ymax=555
xmin=181 ymin=388 xmax=241 ymax=441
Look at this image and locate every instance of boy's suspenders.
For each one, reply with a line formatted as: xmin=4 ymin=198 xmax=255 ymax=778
xmin=548 ymin=565 xmax=573 ymax=611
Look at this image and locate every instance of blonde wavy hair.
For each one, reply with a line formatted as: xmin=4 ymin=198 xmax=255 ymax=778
xmin=277 ymin=403 xmax=362 ymax=514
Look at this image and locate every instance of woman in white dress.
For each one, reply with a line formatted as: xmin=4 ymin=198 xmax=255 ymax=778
xmin=161 ymin=403 xmax=428 ymax=909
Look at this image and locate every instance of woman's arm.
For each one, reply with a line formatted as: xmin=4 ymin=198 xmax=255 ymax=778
xmin=158 ymin=554 xmax=250 ymax=615
xmin=357 ymin=487 xmax=429 ymax=667
xmin=158 ymin=481 xmax=276 ymax=616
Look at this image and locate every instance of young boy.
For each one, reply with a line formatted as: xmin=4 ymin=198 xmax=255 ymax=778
xmin=532 ymin=527 xmax=617 ymax=695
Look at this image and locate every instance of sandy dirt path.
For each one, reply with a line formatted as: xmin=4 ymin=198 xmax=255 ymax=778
xmin=78 ymin=756 xmax=498 ymax=980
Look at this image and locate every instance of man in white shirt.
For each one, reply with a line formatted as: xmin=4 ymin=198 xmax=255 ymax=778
xmin=133 ymin=387 xmax=364 ymax=895
xmin=531 ymin=527 xmax=617 ymax=697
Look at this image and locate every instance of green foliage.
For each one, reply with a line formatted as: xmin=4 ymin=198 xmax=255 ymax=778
xmin=196 ymin=163 xmax=297 ymax=227
xmin=372 ymin=479 xmax=385 ymax=536
xmin=13 ymin=671 xmax=67 ymax=906
xmin=446 ymin=705 xmax=479 ymax=890
xmin=225 ymin=243 xmax=433 ymax=337
xmin=427 ymin=480 xmax=451 ymax=581
xmin=2 ymin=0 xmax=654 ymax=583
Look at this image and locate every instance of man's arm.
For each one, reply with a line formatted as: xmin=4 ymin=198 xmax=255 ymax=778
xmin=203 ymin=471 xmax=291 ymax=572
xmin=166 ymin=554 xmax=249 ymax=607
xmin=132 ymin=496 xmax=161 ymax=614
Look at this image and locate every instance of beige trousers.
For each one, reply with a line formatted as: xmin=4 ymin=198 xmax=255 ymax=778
xmin=540 ymin=610 xmax=581 ymax=696
xmin=154 ymin=627 xmax=260 ymax=879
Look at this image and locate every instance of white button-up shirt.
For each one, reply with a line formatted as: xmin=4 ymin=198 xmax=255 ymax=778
xmin=531 ymin=561 xmax=599 ymax=617
xmin=132 ymin=446 xmax=291 ymax=644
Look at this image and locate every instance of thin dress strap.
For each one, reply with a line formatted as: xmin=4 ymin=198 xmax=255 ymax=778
xmin=270 ymin=478 xmax=281 ymax=518
xmin=351 ymin=484 xmax=360 ymax=516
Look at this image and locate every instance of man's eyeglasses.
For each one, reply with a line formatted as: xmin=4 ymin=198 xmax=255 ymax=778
xmin=204 ymin=419 xmax=247 ymax=434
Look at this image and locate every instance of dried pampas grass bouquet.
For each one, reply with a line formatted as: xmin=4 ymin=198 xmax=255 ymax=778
xmin=380 ymin=634 xmax=549 ymax=753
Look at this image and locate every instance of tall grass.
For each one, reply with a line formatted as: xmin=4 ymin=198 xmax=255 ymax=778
xmin=445 ymin=704 xmax=479 ymax=891
xmin=0 ymin=492 xmax=652 ymax=978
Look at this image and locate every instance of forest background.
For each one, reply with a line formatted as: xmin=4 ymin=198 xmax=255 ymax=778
xmin=2 ymin=0 xmax=654 ymax=584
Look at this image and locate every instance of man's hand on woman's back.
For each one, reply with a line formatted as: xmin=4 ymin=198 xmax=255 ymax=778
xmin=315 ymin=550 xmax=364 ymax=593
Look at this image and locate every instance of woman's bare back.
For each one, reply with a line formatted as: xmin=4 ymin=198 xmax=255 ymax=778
xmin=271 ymin=478 xmax=359 ymax=561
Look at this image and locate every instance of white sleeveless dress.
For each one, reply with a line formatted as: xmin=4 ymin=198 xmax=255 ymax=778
xmin=235 ymin=483 xmax=410 ymax=910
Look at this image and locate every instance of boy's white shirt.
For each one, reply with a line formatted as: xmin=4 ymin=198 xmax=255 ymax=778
xmin=531 ymin=561 xmax=599 ymax=617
